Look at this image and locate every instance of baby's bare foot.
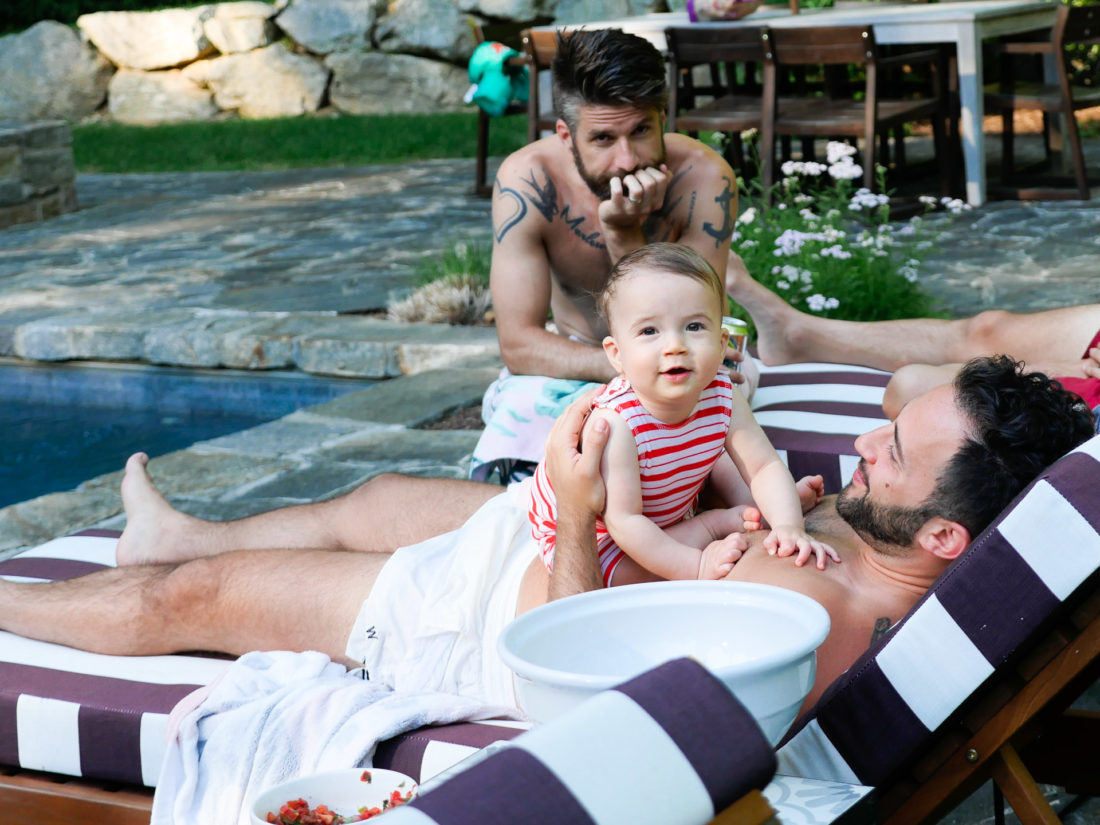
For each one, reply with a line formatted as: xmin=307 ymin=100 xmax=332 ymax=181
xmin=115 ymin=453 xmax=203 ymax=566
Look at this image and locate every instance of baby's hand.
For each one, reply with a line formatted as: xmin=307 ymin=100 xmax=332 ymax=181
xmin=764 ymin=525 xmax=840 ymax=570
xmin=698 ymin=533 xmax=747 ymax=579
xmin=795 ymin=475 xmax=825 ymax=514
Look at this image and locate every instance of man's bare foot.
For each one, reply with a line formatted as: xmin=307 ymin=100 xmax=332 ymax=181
xmin=725 ymin=250 xmax=806 ymax=366
xmin=796 ymin=475 xmax=825 ymax=513
xmin=115 ymin=453 xmax=206 ymax=566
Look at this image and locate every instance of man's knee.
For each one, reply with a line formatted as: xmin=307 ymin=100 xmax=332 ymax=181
xmin=959 ymin=310 xmax=1013 ymax=356
xmin=884 ymin=364 xmax=949 ymax=419
xmin=148 ymin=559 xmax=222 ymax=628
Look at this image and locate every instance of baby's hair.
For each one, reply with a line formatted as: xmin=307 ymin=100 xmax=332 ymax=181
xmin=597 ymin=243 xmax=725 ymax=326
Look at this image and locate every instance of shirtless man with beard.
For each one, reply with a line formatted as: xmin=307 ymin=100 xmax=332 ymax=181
xmin=472 ymin=28 xmax=747 ymax=481
xmin=0 ymin=357 xmax=1091 ymax=711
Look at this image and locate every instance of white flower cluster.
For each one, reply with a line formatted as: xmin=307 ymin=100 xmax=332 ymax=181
xmin=771 ymin=264 xmax=814 ymax=291
xmin=774 ymin=228 xmax=830 ymax=256
xmin=940 ymin=196 xmax=970 ymax=215
xmin=737 ymin=207 xmax=756 ymax=225
xmin=820 ymin=244 xmax=853 ymax=259
xmin=825 ymin=141 xmax=863 ymax=181
xmin=781 ymin=160 xmax=828 ymax=177
xmin=806 ymin=294 xmax=840 ymax=312
xmin=849 ymin=188 xmax=890 ymax=211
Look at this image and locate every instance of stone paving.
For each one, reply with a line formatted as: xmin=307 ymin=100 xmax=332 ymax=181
xmin=0 ymin=152 xmax=1098 ymax=824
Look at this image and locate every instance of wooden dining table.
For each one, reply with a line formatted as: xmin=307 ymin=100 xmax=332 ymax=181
xmin=537 ymin=0 xmax=1059 ymax=206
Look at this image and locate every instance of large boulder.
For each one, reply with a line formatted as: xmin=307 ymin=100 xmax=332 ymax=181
xmin=183 ymin=43 xmax=330 ymax=118
xmin=78 ymin=7 xmax=217 ymax=70
xmin=204 ymin=1 xmax=279 ymax=54
xmin=375 ymin=0 xmax=476 ymax=62
xmin=0 ymin=21 xmax=114 ymax=121
xmin=325 ymin=50 xmax=467 ymax=114
xmin=469 ymin=0 xmax=555 ymax=20
xmin=108 ymin=68 xmax=218 ymax=123
xmin=276 ymin=0 xmax=378 ymax=55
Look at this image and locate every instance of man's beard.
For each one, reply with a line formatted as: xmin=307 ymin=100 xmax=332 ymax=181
xmin=835 ymin=464 xmax=938 ymax=553
xmin=571 ymin=139 xmax=666 ymax=201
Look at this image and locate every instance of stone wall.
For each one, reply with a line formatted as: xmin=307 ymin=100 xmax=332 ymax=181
xmin=0 ymin=0 xmax=661 ymax=125
xmin=0 ymin=121 xmax=77 ymax=230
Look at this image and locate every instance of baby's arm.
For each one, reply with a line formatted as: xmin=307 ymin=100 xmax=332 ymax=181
xmin=595 ymin=410 xmax=743 ymax=580
xmin=725 ymin=392 xmax=839 ymax=569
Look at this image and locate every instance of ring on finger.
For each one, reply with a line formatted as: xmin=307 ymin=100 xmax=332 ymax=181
xmin=628 ymin=195 xmax=642 ymax=204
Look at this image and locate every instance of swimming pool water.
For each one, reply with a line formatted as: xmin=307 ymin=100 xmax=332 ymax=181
xmin=0 ymin=361 xmax=372 ymax=509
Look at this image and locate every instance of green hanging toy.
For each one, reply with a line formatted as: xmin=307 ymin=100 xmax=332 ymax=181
xmin=465 ymin=41 xmax=530 ymax=118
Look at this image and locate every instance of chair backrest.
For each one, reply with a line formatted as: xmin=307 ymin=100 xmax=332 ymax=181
xmin=665 ymin=24 xmax=768 ymax=66
xmin=522 ymin=28 xmax=559 ymax=72
xmin=520 ymin=28 xmax=560 ymax=141
xmin=763 ymin=24 xmax=876 ymax=67
xmin=1059 ymin=3 xmax=1100 ymax=48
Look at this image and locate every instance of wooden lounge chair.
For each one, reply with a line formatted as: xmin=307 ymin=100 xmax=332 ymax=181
xmin=1 ymin=363 xmax=1097 ymax=824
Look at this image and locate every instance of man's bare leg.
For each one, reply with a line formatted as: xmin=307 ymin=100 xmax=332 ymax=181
xmin=0 ymin=547 xmax=388 ymax=663
xmin=116 ymin=453 xmax=500 ymax=566
xmin=725 ymin=251 xmax=1100 ymax=371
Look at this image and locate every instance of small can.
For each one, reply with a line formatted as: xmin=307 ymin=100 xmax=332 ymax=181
xmin=722 ymin=316 xmax=749 ymax=372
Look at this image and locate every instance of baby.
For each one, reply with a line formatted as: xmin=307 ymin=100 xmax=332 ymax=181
xmin=529 ymin=242 xmax=835 ymax=586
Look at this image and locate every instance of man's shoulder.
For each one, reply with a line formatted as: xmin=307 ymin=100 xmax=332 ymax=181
xmin=499 ymin=136 xmax=568 ymax=181
xmin=665 ymin=133 xmax=734 ymax=182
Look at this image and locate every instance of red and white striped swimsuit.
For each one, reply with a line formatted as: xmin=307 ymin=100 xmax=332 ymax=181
xmin=529 ymin=371 xmax=734 ymax=585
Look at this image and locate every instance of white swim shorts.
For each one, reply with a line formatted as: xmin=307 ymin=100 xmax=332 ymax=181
xmin=345 ymin=480 xmax=538 ymax=709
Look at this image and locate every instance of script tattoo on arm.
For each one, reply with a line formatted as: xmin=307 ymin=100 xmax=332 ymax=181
xmin=522 ymin=169 xmax=559 ymax=222
xmin=870 ymin=617 xmax=893 ymax=643
xmin=560 ymin=204 xmax=606 ymax=249
xmin=702 ymin=176 xmax=736 ymax=248
xmin=493 ymin=179 xmax=528 ymax=243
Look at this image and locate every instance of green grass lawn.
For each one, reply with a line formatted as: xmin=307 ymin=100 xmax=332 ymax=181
xmin=73 ymin=111 xmax=531 ymax=173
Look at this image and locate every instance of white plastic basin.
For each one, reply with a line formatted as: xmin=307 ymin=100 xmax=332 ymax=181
xmin=498 ymin=580 xmax=830 ymax=744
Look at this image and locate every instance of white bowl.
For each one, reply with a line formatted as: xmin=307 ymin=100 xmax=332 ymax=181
xmin=250 ymin=768 xmax=417 ymax=824
xmin=498 ymin=581 xmax=829 ymax=743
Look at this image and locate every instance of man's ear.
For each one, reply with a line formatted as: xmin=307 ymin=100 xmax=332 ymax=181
xmin=603 ymin=335 xmax=623 ymax=374
xmin=556 ymin=118 xmax=571 ymax=146
xmin=915 ymin=517 xmax=971 ymax=561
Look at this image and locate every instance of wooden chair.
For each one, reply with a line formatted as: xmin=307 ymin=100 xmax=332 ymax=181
xmin=984 ymin=3 xmax=1100 ymax=200
xmin=759 ymin=26 xmax=949 ymax=194
xmin=470 ymin=19 xmax=554 ymax=198
xmin=665 ymin=25 xmax=769 ymax=175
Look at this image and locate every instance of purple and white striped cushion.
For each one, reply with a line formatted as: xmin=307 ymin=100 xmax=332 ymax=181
xmin=0 ymin=531 xmax=231 ymax=787
xmin=385 ymin=658 xmax=777 ymax=825
xmin=752 ymin=363 xmax=889 ymax=494
xmin=778 ymin=434 xmax=1100 ymax=785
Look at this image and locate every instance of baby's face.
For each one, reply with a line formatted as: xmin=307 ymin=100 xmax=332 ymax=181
xmin=602 ymin=267 xmax=728 ymax=416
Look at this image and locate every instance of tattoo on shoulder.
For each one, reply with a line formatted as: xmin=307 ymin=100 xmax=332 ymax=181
xmin=522 ymin=169 xmax=559 ymax=222
xmin=493 ymin=179 xmax=528 ymax=243
xmin=870 ymin=617 xmax=893 ymax=643
xmin=703 ymin=176 xmax=736 ymax=249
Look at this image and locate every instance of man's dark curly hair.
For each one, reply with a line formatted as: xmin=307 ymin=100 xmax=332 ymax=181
xmin=927 ymin=355 xmax=1095 ymax=537
xmin=551 ymin=29 xmax=668 ymax=130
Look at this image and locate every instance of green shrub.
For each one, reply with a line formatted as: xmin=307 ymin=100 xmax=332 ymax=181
xmin=726 ymin=140 xmax=960 ymax=339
